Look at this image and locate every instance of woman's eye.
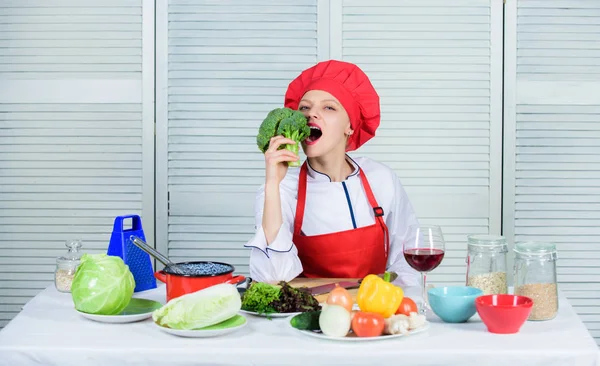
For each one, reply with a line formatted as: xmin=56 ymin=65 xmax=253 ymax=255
xmin=299 ymin=106 xmax=309 ymax=111
xmin=325 ymin=106 xmax=336 ymax=111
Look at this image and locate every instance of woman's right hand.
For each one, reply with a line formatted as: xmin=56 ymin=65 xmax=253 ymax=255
xmin=264 ymin=135 xmax=299 ymax=185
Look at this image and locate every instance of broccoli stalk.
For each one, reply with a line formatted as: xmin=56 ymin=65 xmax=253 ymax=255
xmin=277 ymin=128 xmax=302 ymax=166
xmin=256 ymin=107 xmax=310 ymax=168
xmin=276 ymin=116 xmax=310 ymax=167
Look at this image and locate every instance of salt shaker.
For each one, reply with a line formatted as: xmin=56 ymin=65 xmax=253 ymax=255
xmin=54 ymin=239 xmax=83 ymax=293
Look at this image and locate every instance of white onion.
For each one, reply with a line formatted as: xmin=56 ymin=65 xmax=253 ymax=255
xmin=319 ymin=304 xmax=351 ymax=337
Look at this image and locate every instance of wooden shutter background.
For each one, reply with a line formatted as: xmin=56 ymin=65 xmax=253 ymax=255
xmin=504 ymin=0 xmax=600 ymax=346
xmin=338 ymin=0 xmax=504 ymax=285
xmin=156 ymin=0 xmax=321 ymax=272
xmin=0 ymin=0 xmax=152 ymax=329
xmin=156 ymin=0 xmax=503 ymax=285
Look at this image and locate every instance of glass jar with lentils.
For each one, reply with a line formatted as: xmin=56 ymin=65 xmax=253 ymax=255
xmin=513 ymin=241 xmax=559 ymax=321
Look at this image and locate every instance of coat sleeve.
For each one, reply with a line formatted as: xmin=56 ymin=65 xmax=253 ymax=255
xmin=385 ymin=172 xmax=421 ymax=288
xmin=244 ymin=182 xmax=303 ymax=283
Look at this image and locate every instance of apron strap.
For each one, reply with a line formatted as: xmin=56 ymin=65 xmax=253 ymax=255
xmin=293 ymin=162 xmax=309 ymax=236
xmin=357 ymin=168 xmax=390 ymax=257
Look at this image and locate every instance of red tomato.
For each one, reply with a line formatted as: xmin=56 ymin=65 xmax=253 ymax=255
xmin=351 ymin=311 xmax=385 ymax=337
xmin=395 ymin=297 xmax=418 ymax=316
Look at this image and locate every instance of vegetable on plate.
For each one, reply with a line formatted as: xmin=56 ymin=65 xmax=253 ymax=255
xmin=319 ymin=304 xmax=352 ymax=337
xmin=408 ymin=312 xmax=427 ymax=329
xmin=256 ymin=107 xmax=310 ymax=167
xmin=384 ymin=312 xmax=427 ymax=335
xmin=356 ymin=272 xmax=404 ymax=318
xmin=395 ymin=297 xmax=418 ymax=316
xmin=241 ymin=281 xmax=320 ymax=315
xmin=325 ymin=284 xmax=353 ymax=312
xmin=288 ymin=273 xmax=428 ymax=340
xmin=351 ymin=311 xmax=385 ymax=337
xmin=71 ymin=253 xmax=135 ymax=315
xmin=290 ymin=310 xmax=321 ymax=331
xmin=152 ymin=283 xmax=241 ymax=330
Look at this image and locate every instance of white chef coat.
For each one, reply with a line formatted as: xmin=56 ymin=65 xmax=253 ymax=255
xmin=244 ymin=155 xmax=420 ymax=287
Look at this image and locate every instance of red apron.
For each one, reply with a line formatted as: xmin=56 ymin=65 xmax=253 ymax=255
xmin=292 ymin=162 xmax=390 ymax=278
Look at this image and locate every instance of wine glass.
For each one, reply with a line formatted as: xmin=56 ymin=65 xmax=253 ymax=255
xmin=403 ymin=224 xmax=446 ymax=314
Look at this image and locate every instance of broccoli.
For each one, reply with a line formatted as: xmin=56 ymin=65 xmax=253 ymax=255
xmin=256 ymin=107 xmax=310 ymax=167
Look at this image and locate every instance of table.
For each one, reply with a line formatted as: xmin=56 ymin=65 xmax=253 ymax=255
xmin=1 ymin=283 xmax=599 ymax=366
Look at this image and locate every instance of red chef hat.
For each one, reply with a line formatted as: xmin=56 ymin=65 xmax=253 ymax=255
xmin=284 ymin=60 xmax=380 ymax=152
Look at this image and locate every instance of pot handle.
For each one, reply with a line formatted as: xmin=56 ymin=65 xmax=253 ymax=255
xmin=154 ymin=271 xmax=167 ymax=283
xmin=226 ymin=275 xmax=246 ymax=286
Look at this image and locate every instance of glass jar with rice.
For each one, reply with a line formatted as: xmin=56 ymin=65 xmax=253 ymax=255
xmin=54 ymin=239 xmax=83 ymax=293
xmin=465 ymin=234 xmax=508 ymax=295
xmin=513 ymin=241 xmax=559 ymax=321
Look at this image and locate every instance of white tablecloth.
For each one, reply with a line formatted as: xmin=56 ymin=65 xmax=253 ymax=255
xmin=0 ymin=284 xmax=598 ymax=366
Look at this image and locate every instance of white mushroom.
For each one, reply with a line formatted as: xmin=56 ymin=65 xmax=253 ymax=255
xmin=408 ymin=312 xmax=426 ymax=330
xmin=384 ymin=314 xmax=410 ymax=335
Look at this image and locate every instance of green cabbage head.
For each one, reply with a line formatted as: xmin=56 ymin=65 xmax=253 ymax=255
xmin=71 ymin=253 xmax=135 ymax=315
xmin=152 ymin=283 xmax=241 ymax=330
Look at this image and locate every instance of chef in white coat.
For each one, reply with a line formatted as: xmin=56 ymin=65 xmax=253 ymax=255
xmin=244 ymin=60 xmax=420 ymax=287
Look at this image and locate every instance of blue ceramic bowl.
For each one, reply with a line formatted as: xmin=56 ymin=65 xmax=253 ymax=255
xmin=428 ymin=286 xmax=484 ymax=323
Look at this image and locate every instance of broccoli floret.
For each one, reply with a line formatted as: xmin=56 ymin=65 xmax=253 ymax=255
xmin=256 ymin=107 xmax=309 ymax=167
xmin=256 ymin=108 xmax=290 ymax=153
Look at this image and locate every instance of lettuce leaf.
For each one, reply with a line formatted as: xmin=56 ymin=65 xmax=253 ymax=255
xmin=241 ymin=281 xmax=321 ymax=314
xmin=241 ymin=282 xmax=281 ymax=314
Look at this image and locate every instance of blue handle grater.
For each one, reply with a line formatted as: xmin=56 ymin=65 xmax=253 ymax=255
xmin=107 ymin=215 xmax=157 ymax=293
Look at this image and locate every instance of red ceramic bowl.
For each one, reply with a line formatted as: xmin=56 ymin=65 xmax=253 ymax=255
xmin=475 ymin=294 xmax=533 ymax=334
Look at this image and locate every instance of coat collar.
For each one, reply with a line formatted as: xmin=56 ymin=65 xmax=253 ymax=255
xmin=306 ymin=154 xmax=360 ymax=182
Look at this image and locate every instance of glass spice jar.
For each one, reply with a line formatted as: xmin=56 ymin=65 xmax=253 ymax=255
xmin=513 ymin=241 xmax=559 ymax=321
xmin=465 ymin=234 xmax=508 ymax=295
xmin=54 ymin=239 xmax=83 ymax=293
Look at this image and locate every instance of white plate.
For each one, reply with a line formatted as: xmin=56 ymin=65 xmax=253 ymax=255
xmin=76 ymin=298 xmax=162 ymax=324
xmin=154 ymin=315 xmax=247 ymax=338
xmin=288 ymin=317 xmax=430 ymax=342
xmin=78 ymin=311 xmax=154 ymax=324
xmin=239 ymin=309 xmax=301 ymax=318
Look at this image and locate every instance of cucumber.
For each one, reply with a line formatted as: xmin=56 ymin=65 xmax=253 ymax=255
xmin=290 ymin=311 xmax=321 ymax=331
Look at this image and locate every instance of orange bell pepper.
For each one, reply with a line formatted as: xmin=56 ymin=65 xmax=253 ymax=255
xmin=356 ymin=272 xmax=404 ymax=318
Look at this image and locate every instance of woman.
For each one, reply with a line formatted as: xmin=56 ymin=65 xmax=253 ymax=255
xmin=244 ymin=60 xmax=420 ymax=287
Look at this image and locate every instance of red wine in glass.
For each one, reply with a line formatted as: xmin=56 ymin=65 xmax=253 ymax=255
xmin=403 ymin=224 xmax=446 ymax=314
xmin=404 ymin=248 xmax=445 ymax=272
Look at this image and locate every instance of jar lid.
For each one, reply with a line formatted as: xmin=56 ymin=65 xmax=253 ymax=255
xmin=56 ymin=239 xmax=83 ymax=265
xmin=467 ymin=234 xmax=507 ymax=247
xmin=514 ymin=241 xmax=557 ymax=256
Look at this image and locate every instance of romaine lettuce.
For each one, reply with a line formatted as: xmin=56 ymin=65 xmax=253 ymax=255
xmin=152 ymin=283 xmax=241 ymax=330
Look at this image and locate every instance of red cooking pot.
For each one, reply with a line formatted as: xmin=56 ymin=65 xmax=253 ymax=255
xmin=154 ymin=261 xmax=246 ymax=302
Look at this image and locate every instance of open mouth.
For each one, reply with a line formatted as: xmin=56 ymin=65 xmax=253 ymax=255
xmin=305 ymin=124 xmax=322 ymax=145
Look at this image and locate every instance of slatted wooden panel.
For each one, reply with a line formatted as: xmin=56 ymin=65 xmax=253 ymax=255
xmin=509 ymin=0 xmax=600 ymax=345
xmin=0 ymin=0 xmax=144 ymax=328
xmin=162 ymin=0 xmax=319 ymax=272
xmin=340 ymin=0 xmax=503 ymax=285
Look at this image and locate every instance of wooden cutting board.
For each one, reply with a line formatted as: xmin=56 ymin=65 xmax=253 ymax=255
xmin=289 ymin=278 xmax=361 ymax=303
